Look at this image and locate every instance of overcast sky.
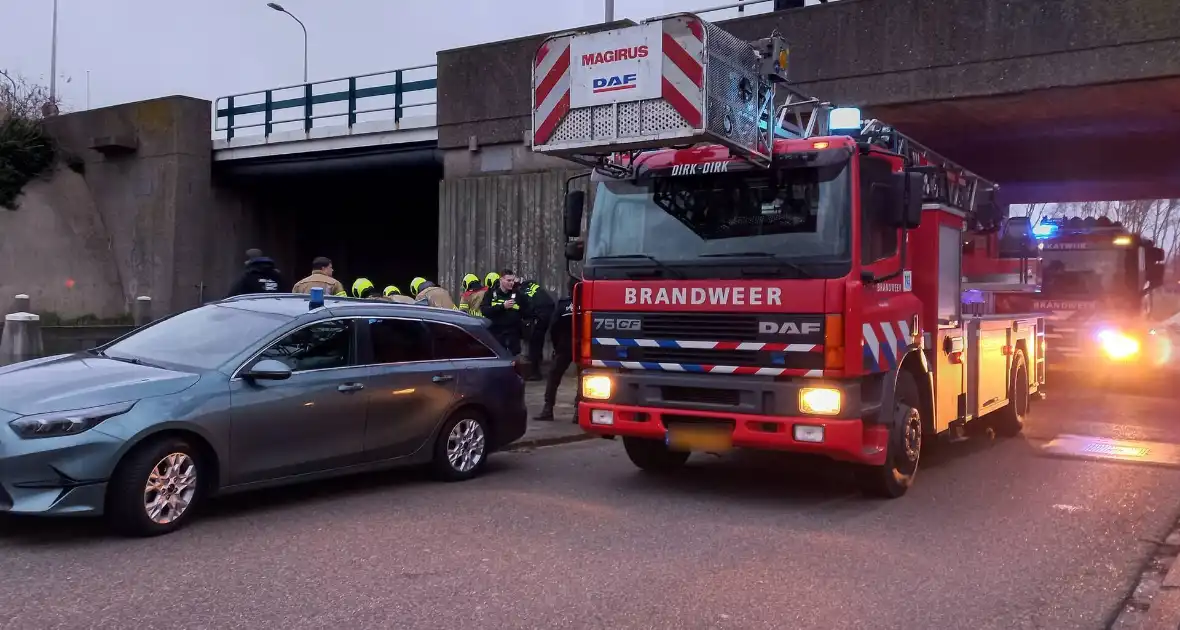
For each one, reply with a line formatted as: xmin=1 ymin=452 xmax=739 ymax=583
xmin=0 ymin=0 xmax=830 ymax=110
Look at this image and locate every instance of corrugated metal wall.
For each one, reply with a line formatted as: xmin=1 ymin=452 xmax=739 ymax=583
xmin=438 ymin=169 xmax=592 ymax=298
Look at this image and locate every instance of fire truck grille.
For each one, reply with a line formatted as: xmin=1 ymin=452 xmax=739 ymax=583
xmin=636 ymin=313 xmax=761 ymax=340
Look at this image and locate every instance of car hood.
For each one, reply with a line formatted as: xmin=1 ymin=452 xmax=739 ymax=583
xmin=0 ymin=354 xmax=199 ymax=416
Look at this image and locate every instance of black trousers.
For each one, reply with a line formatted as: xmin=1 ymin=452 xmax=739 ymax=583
xmin=527 ymin=309 xmax=554 ymax=373
xmin=495 ymin=328 xmax=521 ymax=356
xmin=544 ymin=351 xmax=573 ymax=407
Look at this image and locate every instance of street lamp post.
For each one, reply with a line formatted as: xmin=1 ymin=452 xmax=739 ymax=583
xmin=266 ymin=2 xmax=308 ymax=83
xmin=49 ymin=0 xmax=59 ymax=101
xmin=605 ymin=0 xmax=614 ymax=22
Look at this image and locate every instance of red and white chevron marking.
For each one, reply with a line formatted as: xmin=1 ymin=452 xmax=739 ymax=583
xmin=533 ymin=35 xmax=572 ymax=147
xmin=660 ymin=16 xmax=705 ymax=128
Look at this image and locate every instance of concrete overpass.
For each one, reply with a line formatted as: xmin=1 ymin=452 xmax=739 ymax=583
xmin=436 ymin=0 xmax=1180 ymax=208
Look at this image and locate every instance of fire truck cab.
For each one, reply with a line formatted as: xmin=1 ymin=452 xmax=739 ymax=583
xmin=531 ymin=14 xmax=1044 ymax=497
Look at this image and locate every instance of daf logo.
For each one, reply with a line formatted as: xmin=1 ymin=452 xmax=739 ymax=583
xmin=760 ymin=321 xmax=820 ymax=335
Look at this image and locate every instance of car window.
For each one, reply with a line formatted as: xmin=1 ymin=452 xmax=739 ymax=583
xmin=259 ymin=320 xmax=353 ymax=372
xmin=369 ymin=318 xmax=432 ymax=363
xmin=430 ymin=323 xmax=497 ymax=360
xmin=105 ymin=304 xmax=289 ymax=370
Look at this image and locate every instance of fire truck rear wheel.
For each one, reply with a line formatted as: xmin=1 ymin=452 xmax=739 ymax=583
xmin=994 ymin=352 xmax=1029 ymax=438
xmin=857 ymin=370 xmax=922 ymax=499
xmin=623 ymin=437 xmax=690 ymax=472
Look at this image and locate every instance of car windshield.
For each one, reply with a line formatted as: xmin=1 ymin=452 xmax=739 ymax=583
xmin=103 ymin=304 xmax=290 ymax=370
xmin=586 ymin=161 xmax=851 ymax=267
xmin=1040 ymin=249 xmax=1133 ymax=297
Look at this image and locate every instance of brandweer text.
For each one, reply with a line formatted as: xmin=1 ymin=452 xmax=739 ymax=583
xmin=582 ymin=46 xmax=649 ymax=66
xmin=624 ymin=286 xmax=783 ymax=306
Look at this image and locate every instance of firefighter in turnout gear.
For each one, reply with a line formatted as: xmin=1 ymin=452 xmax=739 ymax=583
xmin=521 ymin=277 xmax=555 ymax=381
xmin=410 ymin=277 xmax=458 ymax=310
xmin=352 ymin=277 xmax=380 ymax=299
xmin=535 ymin=277 xmax=577 ymax=422
xmin=292 ymin=256 xmax=346 ymax=296
xmin=458 ymin=273 xmax=488 ymax=316
xmin=383 ymin=285 xmax=417 ymax=304
xmin=481 ymin=269 xmax=526 ymax=355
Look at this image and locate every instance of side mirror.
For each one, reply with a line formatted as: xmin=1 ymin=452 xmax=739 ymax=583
xmin=244 ymin=359 xmax=293 ymax=381
xmin=998 ymin=216 xmax=1037 ymax=259
xmin=878 ymin=181 xmax=905 ymax=228
xmin=564 ymin=190 xmax=585 ymax=239
xmin=564 ymin=240 xmax=585 ymax=261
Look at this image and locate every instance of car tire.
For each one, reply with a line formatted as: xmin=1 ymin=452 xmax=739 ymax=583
xmin=857 ymin=370 xmax=923 ymax=499
xmin=993 ymin=351 xmax=1029 ymax=438
xmin=431 ymin=410 xmax=490 ymax=482
xmin=623 ymin=437 xmax=690 ymax=472
xmin=106 ymin=437 xmax=205 ymax=537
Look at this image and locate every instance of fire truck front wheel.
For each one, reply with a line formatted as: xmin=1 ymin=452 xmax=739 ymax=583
xmin=623 ymin=437 xmax=691 ymax=473
xmin=856 ymin=371 xmax=923 ymax=499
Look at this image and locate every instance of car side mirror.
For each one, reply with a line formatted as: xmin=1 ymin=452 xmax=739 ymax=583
xmin=244 ymin=359 xmax=292 ymax=381
xmin=565 ymin=240 xmax=585 ymax=261
xmin=903 ymin=171 xmax=923 ymax=229
xmin=564 ymin=190 xmax=585 ymax=239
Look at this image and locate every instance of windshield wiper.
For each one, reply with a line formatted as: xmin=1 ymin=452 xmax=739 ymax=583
xmin=91 ymin=349 xmax=160 ymax=368
xmin=593 ymin=254 xmax=685 ymax=279
xmin=699 ymin=252 xmax=814 ymax=278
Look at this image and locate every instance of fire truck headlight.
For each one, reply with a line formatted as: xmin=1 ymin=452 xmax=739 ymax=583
xmin=799 ymin=387 xmax=842 ymax=416
xmin=1097 ymin=329 xmax=1140 ymax=361
xmin=582 ymin=374 xmax=613 ymax=400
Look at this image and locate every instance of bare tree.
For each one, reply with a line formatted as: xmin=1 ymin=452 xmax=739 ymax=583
xmin=0 ymin=69 xmax=63 ymax=122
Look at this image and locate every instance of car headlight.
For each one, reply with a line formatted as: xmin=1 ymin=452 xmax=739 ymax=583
xmin=8 ymin=401 xmax=135 ymax=439
xmin=1096 ymin=329 xmax=1140 ymax=361
xmin=581 ymin=374 xmax=612 ymax=401
xmin=799 ymin=387 xmax=842 ymax=416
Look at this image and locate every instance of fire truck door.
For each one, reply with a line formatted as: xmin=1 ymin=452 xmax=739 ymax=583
xmin=934 ymin=223 xmax=965 ymax=432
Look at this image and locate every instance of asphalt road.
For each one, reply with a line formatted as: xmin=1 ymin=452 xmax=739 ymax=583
xmin=2 ymin=388 xmax=1180 ymax=630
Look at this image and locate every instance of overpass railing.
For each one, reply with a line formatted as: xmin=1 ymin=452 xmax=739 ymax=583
xmin=214 ymin=64 xmax=436 ymax=141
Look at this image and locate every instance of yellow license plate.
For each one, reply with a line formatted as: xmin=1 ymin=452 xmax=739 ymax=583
xmin=666 ymin=425 xmax=733 ymax=452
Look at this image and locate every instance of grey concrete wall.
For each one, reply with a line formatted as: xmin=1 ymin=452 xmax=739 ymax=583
xmin=5 ymin=96 xmax=272 ymax=317
xmin=438 ymin=169 xmax=590 ymax=297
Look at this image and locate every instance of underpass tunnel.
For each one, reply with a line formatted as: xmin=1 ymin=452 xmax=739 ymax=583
xmin=216 ymin=144 xmax=442 ymax=296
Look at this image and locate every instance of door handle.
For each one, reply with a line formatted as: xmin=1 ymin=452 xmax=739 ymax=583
xmin=432 ymin=374 xmax=455 ymax=383
xmin=337 ymin=383 xmax=365 ymax=393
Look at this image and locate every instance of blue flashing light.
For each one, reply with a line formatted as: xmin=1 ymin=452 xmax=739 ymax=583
xmin=829 ymin=107 xmax=862 ymax=131
xmin=1032 ymin=223 xmax=1058 ymax=239
xmin=309 ymin=287 xmax=324 ymax=310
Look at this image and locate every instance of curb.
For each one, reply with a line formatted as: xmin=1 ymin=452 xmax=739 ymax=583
xmin=1112 ymin=517 xmax=1180 ymax=629
xmin=508 ymin=432 xmax=598 ymax=451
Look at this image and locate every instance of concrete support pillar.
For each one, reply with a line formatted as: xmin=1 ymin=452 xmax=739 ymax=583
xmin=0 ymin=312 xmax=44 ymax=366
xmin=134 ymin=296 xmax=153 ymax=327
xmin=11 ymin=294 xmax=29 ymax=314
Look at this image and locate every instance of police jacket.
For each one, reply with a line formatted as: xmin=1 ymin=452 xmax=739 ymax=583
xmin=292 ymin=272 xmax=345 ymax=296
xmin=550 ymin=297 xmax=574 ymax=357
xmin=481 ymin=285 xmax=526 ymax=331
xmin=521 ymin=279 xmax=555 ymax=317
xmin=228 ymin=258 xmax=286 ymax=297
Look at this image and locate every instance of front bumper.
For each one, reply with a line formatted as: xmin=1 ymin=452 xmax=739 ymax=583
xmin=0 ymin=417 xmax=125 ymax=517
xmin=576 ymin=370 xmax=887 ymax=465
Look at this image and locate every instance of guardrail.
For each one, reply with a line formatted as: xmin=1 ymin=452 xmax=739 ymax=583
xmin=214 ymin=64 xmax=437 ymax=141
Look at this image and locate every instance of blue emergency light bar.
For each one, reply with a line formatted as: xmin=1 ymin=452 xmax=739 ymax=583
xmin=829 ymin=107 xmax=863 ymax=132
xmin=1032 ymin=222 xmax=1058 ymax=239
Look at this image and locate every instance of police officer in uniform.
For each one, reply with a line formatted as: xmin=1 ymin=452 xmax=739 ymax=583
xmin=383 ymin=285 xmax=417 ymax=304
xmin=228 ymin=248 xmax=286 ymax=297
xmin=535 ymin=277 xmax=577 ymax=422
xmin=481 ymin=269 xmax=526 ymax=355
xmin=410 ymin=277 xmax=459 ymax=309
xmin=292 ymin=256 xmax=346 ymax=296
xmin=520 ymin=277 xmax=555 ymax=381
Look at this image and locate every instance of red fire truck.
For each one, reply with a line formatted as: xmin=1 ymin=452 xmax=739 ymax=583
xmin=531 ymin=14 xmax=1045 ymax=497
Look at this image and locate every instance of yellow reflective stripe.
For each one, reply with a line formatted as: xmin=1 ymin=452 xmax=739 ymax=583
xmin=525 ymin=284 xmax=539 ymax=297
xmin=459 ymin=303 xmax=470 ymax=311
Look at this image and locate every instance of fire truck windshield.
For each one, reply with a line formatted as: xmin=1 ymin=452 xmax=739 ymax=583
xmin=1040 ymin=249 xmax=1135 ymax=297
xmin=585 ymin=161 xmax=851 ymax=278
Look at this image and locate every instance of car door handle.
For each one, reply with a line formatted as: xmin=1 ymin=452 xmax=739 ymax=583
xmin=337 ymin=383 xmax=365 ymax=393
xmin=432 ymin=374 xmax=454 ymax=383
